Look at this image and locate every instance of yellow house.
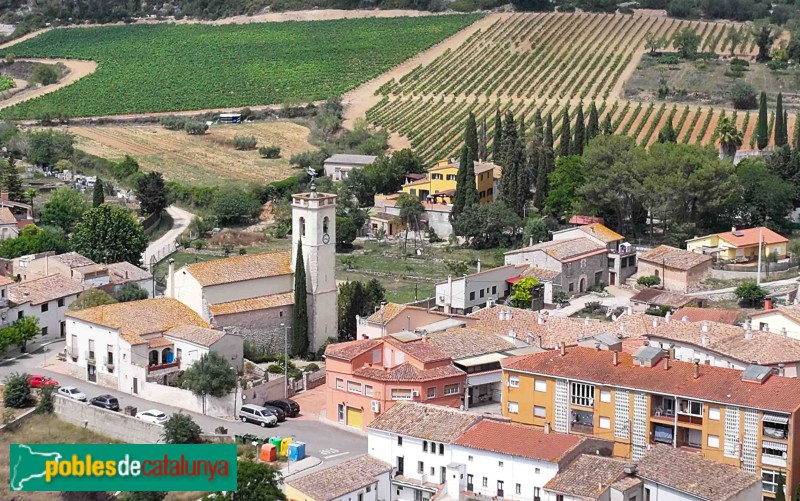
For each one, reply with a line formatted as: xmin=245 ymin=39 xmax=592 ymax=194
xmin=401 ymin=159 xmax=499 ymax=205
xmin=685 ymin=226 xmax=788 ymax=262
xmin=500 ymin=345 xmax=800 ymax=499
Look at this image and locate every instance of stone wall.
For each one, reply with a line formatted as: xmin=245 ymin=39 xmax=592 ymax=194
xmin=221 ymin=323 xmax=293 ymax=356
xmin=54 ymin=395 xmax=163 ymax=443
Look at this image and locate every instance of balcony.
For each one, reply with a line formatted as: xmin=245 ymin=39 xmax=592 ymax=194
xmin=764 ymin=426 xmax=789 ymax=440
xmin=84 ymin=351 xmax=96 ymax=364
xmin=651 ymin=396 xmax=676 ymax=420
xmin=570 ymin=409 xmax=594 ymax=435
xmin=147 ymin=360 xmax=180 ymax=374
xmin=762 ymin=453 xmax=788 ymax=468
xmin=67 ymin=345 xmax=78 ymax=359
xmin=104 ymin=356 xmax=114 ymax=371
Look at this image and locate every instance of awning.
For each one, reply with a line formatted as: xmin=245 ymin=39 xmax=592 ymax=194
xmin=763 ymin=414 xmax=790 ymax=425
xmin=506 ymin=276 xmax=522 ymax=284
xmin=763 ymin=441 xmax=788 ymax=452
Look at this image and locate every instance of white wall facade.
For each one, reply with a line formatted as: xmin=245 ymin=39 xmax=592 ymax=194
xmin=14 ymin=293 xmax=79 ymax=344
xmin=65 ymin=318 xmax=141 ymax=393
xmin=504 ymin=250 xmax=561 ymax=273
xmin=543 ymin=490 xmax=610 ymax=501
xmin=435 ymin=266 xmax=519 ymax=314
xmin=641 ymin=479 xmax=761 ymax=501
xmin=167 ymin=271 xmax=204 ymax=317
xmin=749 ymin=312 xmax=800 ymax=339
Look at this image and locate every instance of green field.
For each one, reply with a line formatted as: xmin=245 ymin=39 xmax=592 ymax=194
xmin=1 ymin=15 xmax=480 ymax=118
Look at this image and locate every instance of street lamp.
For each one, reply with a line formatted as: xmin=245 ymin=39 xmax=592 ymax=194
xmin=231 ymin=366 xmax=238 ymax=417
xmin=281 ymin=323 xmax=290 ymax=398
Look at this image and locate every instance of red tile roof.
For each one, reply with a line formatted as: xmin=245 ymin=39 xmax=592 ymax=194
xmin=354 ymin=362 xmax=464 ymax=382
xmin=639 ymin=245 xmax=713 ymax=271
xmin=384 ymin=336 xmax=449 ymax=363
xmin=716 ymin=227 xmax=788 ymax=247
xmin=502 ymin=346 xmax=800 ymax=413
xmin=325 ymin=338 xmax=383 ymax=361
xmin=672 ymin=307 xmax=739 ymax=325
xmin=568 ymin=215 xmax=604 ymax=226
xmin=454 ymin=420 xmax=583 ymax=462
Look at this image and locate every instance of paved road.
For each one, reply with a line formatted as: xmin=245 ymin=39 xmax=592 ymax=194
xmin=0 ymin=341 xmax=366 ymax=470
xmin=687 ymin=276 xmax=800 ymax=297
xmin=142 ymin=206 xmax=195 ymax=266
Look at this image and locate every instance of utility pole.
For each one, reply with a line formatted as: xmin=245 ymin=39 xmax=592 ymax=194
xmin=281 ymin=323 xmax=289 ymax=398
xmin=757 ymin=227 xmax=763 ymax=286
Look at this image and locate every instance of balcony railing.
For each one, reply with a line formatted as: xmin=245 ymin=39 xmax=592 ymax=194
xmin=147 ymin=360 xmax=180 ymax=373
xmin=764 ymin=426 xmax=789 ymax=440
xmin=68 ymin=346 xmax=78 ymax=359
xmin=85 ymin=351 xmax=96 ymax=363
xmin=104 ymin=356 xmax=114 ymax=370
xmin=570 ymin=422 xmax=594 ymax=435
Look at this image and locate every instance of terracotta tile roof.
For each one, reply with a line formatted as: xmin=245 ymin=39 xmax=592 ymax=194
xmin=672 ymin=307 xmax=739 ymax=325
xmin=454 ymin=420 xmax=583 ymax=462
xmin=521 ymin=266 xmax=561 ymax=282
xmin=385 ymin=336 xmax=449 ymax=363
xmin=750 ymin=304 xmax=800 ymax=323
xmin=425 ymin=328 xmax=515 ymax=360
xmin=209 ymin=292 xmax=293 ymax=316
xmin=0 ymin=275 xmax=15 ymax=286
xmin=610 ymin=475 xmax=642 ymax=492
xmin=543 ymin=455 xmax=626 ymax=499
xmin=9 ymin=274 xmax=84 ymax=305
xmin=106 ymin=261 xmax=152 ymax=283
xmin=715 ymin=226 xmax=788 ymax=247
xmin=368 ymin=401 xmax=481 ymax=442
xmin=366 ymin=303 xmax=424 ymax=323
xmin=325 ymin=338 xmax=383 ymax=361
xmin=630 ymin=288 xmax=692 ymax=308
xmin=324 ymin=154 xmax=377 ymax=165
xmin=52 ymin=252 xmax=95 ymax=268
xmin=147 ymin=337 xmax=173 ymax=348
xmin=403 ymin=177 xmax=430 ymax=187
xmin=568 ymin=215 xmax=604 ymax=226
xmin=0 ymin=207 xmax=16 ymax=225
xmin=66 ymin=298 xmax=208 ymax=345
xmin=505 ymin=237 xmax=606 ymax=262
xmin=639 ymin=245 xmax=712 ymax=271
xmin=354 ymin=362 xmax=464 ymax=382
xmin=575 ymin=223 xmax=623 ymax=243
xmin=502 ymin=346 xmax=800 ymax=413
xmin=636 ymin=445 xmax=760 ymax=501
xmin=165 ymin=325 xmax=226 ymax=347
xmin=286 ymin=455 xmax=391 ymax=501
xmin=185 ymin=251 xmax=292 ymax=287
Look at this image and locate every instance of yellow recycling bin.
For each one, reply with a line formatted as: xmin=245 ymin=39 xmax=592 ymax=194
xmin=280 ymin=437 xmax=293 ymax=457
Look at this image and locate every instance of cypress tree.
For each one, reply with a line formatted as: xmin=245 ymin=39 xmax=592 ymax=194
xmin=92 ymin=178 xmax=105 ymax=207
xmin=534 ymin=144 xmax=555 ymax=211
xmin=587 ymin=102 xmax=599 ymax=143
xmin=657 ymin=120 xmax=677 ymax=143
xmin=478 ymin=115 xmax=488 ymax=161
xmin=292 ymin=241 xmax=309 ymax=356
xmin=519 ymin=114 xmax=526 ymax=143
xmin=782 ymin=109 xmax=789 ymax=148
xmin=451 ymin=146 xmax=477 ymax=222
xmin=2 ymin=158 xmax=23 ymax=203
xmin=533 ymin=110 xmax=543 ymax=141
xmin=573 ymin=105 xmax=585 ymax=156
xmin=501 ymin=112 xmax=518 ymax=167
xmin=499 ymin=113 xmax=523 ymax=216
xmin=545 ymin=113 xmax=554 ymax=150
xmin=602 ymin=114 xmax=613 ymax=135
xmin=464 ymin=112 xmax=479 ymax=159
xmin=559 ymin=106 xmax=571 ymax=157
xmin=794 ymin=113 xmax=800 ymax=150
xmin=775 ymin=92 xmax=786 ymax=147
xmin=756 ymin=91 xmax=769 ymax=150
xmin=492 ymin=108 xmax=503 ymax=162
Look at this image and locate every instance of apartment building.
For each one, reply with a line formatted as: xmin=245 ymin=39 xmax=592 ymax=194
xmin=500 ymin=345 xmax=800 ymax=499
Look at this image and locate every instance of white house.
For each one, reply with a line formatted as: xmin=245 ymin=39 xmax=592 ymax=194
xmin=8 ymin=274 xmax=84 ymax=341
xmin=105 ymin=261 xmax=155 ymax=298
xmin=285 ymin=455 xmax=391 ymax=501
xmin=64 ymin=298 xmax=242 ymax=394
xmin=323 ymin=154 xmax=377 ymax=181
xmin=0 ymin=207 xmax=19 ymax=240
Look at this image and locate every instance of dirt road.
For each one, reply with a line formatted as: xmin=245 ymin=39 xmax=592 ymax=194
xmin=0 ymin=58 xmax=96 ymax=112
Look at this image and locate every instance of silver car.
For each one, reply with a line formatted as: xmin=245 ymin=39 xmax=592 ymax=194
xmin=238 ymin=404 xmax=278 ymax=427
xmin=57 ymin=386 xmax=87 ymax=402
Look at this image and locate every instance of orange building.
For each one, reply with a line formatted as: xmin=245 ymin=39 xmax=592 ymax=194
xmin=500 ymin=346 xmax=800 ymax=500
xmin=325 ymin=333 xmax=466 ymax=430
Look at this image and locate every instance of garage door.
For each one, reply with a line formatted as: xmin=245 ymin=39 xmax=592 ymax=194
xmin=346 ymin=407 xmax=362 ymax=428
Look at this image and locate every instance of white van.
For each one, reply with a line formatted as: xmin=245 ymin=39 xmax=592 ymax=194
xmin=238 ymin=404 xmax=278 ymax=427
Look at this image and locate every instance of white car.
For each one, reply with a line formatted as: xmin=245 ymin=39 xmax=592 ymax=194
xmin=57 ymin=386 xmax=87 ymax=402
xmin=136 ymin=409 xmax=169 ymax=425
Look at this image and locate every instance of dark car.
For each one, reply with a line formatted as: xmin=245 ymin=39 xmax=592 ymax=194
xmin=263 ymin=405 xmax=286 ymax=422
xmin=264 ymin=399 xmax=300 ymax=418
xmin=90 ymin=395 xmax=120 ymax=411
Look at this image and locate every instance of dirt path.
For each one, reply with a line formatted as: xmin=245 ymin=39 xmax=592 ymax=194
xmin=0 ymin=58 xmax=96 ymax=112
xmin=341 ymin=13 xmax=503 ymax=142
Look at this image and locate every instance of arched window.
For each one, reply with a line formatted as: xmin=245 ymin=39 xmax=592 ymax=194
xmin=323 ymin=216 xmax=329 ymax=235
xmin=300 ymin=217 xmax=306 ymax=237
xmin=149 ymin=350 xmax=159 ymax=365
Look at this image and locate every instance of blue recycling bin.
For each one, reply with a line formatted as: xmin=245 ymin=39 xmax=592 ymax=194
xmin=288 ymin=441 xmax=306 ymax=462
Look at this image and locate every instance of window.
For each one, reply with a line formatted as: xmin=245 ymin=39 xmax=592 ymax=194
xmin=366 ymin=486 xmax=371 ymax=493
xmin=323 ymin=216 xmax=329 ymax=235
xmin=479 ymin=289 xmax=484 ymax=298
xmin=446 ymin=174 xmax=457 ymax=181
xmin=492 ymin=286 xmax=497 ymax=295
xmin=570 ymin=382 xmax=595 ymax=407
xmin=391 ymin=388 xmax=413 ymax=400
xmin=430 ymin=467 xmax=434 ymax=476
xmin=762 ymin=441 xmax=788 ymax=460
xmin=359 ymin=493 xmax=364 ymax=501
xmin=507 ymin=401 xmax=519 ymax=414
xmin=439 ymin=443 xmax=444 ymax=455
xmin=417 ymin=461 xmax=424 ymax=474
xmin=482 ymin=477 xmax=488 ymax=488
xmin=347 ymin=381 xmax=362 ymax=394
xmin=427 ymin=387 xmax=436 ymax=399
xmin=580 ymin=259 xmax=587 ymax=268
xmin=534 ymin=406 xmax=546 ymax=418
xmin=678 ymin=399 xmax=703 ymax=417
xmin=709 ymin=407 xmax=721 ymax=420
xmin=557 ymin=495 xmax=564 ymax=501
xmin=365 ymin=385 xmax=374 ymax=397
xmin=175 ymin=348 xmax=182 ymax=360
xmin=335 ymin=378 xmax=344 ymax=390
xmin=88 ymin=339 xmax=95 ymax=361
xmin=596 ymin=389 xmax=611 ymax=403
xmin=397 ymin=436 xmax=403 ymax=446
xmin=487 ymin=187 xmax=493 ymax=195
xmin=762 ymin=469 xmax=784 ymax=494
xmin=444 ymin=384 xmax=460 ymax=396
xmin=468 ymin=455 xmax=473 ymax=462
xmin=599 ymin=416 xmax=611 ymax=429
xmin=469 ymin=291 xmax=475 ymax=301
xmin=479 ymin=191 xmax=486 ymax=199
xmin=759 ymin=322 xmax=769 ymax=332
xmin=432 ymin=174 xmax=443 ymax=180
xmin=41 ymin=302 xmax=48 ymax=312
xmin=509 ymin=376 xmax=519 ymax=388
xmin=534 ymin=468 xmax=540 ymax=474
xmin=299 ymin=217 xmax=306 ymax=237
xmin=568 ymin=283 xmax=574 ymax=292
xmin=534 ymin=379 xmax=547 ymax=392
xmin=41 ymin=327 xmax=48 ymax=336
xmin=17 ymin=311 xmax=22 ymax=319
xmin=708 ymin=434 xmax=720 ymax=448
xmin=763 ymin=414 xmax=790 ymax=439
xmin=515 ymin=484 xmax=521 ymax=495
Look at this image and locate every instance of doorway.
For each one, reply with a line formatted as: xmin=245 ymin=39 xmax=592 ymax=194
xmin=609 ymin=272 xmax=616 ymax=286
xmin=579 ymin=277 xmax=586 ymax=293
xmin=133 ymin=377 xmax=138 ymax=394
xmin=87 ymin=364 xmax=96 ymax=383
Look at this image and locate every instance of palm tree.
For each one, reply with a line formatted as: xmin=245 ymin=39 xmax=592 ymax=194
xmin=24 ymin=188 xmax=36 ymax=217
xmin=715 ymin=117 xmax=743 ymax=160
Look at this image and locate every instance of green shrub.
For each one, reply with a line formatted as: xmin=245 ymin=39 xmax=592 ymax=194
xmin=35 ymin=385 xmax=54 ymax=414
xmin=4 ymin=372 xmax=34 ymax=409
xmin=582 ymin=301 xmax=603 ymax=314
xmin=657 ymin=55 xmax=680 ymax=65
xmin=233 ymin=135 xmax=257 ymax=150
xmin=259 ymin=145 xmax=281 ymax=158
xmin=767 ymin=60 xmax=789 ymax=71
xmin=730 ymin=58 xmax=749 ymax=68
xmin=637 ymin=275 xmax=661 ymax=287
xmin=184 ymin=120 xmax=208 ymax=135
xmin=304 ymin=363 xmax=320 ymax=372
xmin=159 ymin=115 xmax=186 ymax=130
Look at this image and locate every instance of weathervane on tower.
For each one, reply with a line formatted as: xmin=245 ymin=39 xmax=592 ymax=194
xmin=306 ymin=167 xmax=317 ymax=197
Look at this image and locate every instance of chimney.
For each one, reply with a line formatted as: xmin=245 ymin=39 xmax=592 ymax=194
xmin=652 ymin=317 xmax=659 ymax=328
xmin=537 ymin=315 xmax=544 ymax=325
xmin=560 ymin=343 xmax=566 ymax=356
xmin=745 ymin=325 xmax=753 ymax=340
xmin=681 ymin=316 xmax=688 ymax=322
xmin=701 ymin=321 xmax=709 ymax=333
xmin=731 ymin=226 xmax=736 ymax=233
xmin=584 ymin=316 xmax=590 ymax=326
xmin=665 ymin=311 xmax=671 ymax=322
xmin=543 ymin=422 xmax=551 ymax=434
xmin=537 ymin=335 xmax=543 ymax=349
xmin=781 ymin=327 xmax=787 ymax=337
xmin=779 ymin=363 xmax=786 ymax=377
xmin=595 ymin=342 xmax=601 ymax=351
xmin=693 ymin=360 xmax=700 ymax=379
xmin=167 ymin=258 xmax=175 ymax=297
xmin=765 ymin=297 xmax=773 ymax=310
xmin=664 ymin=356 xmax=670 ymax=370
xmin=477 ymin=259 xmax=482 ymax=273
xmin=701 ymin=334 xmax=709 ymax=347
xmin=406 ymin=316 xmax=411 ymax=332
xmin=623 ymin=464 xmax=637 ymax=476
xmin=499 ymin=308 xmax=505 ymax=320
xmin=446 ymin=275 xmax=452 ymax=314
xmin=612 ymin=350 xmax=619 ymax=366
xmin=529 ymin=236 xmax=534 ymax=247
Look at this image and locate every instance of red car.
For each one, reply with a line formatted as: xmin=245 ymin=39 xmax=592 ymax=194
xmin=28 ymin=374 xmax=58 ymax=388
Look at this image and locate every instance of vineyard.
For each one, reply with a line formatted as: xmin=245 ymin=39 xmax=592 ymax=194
xmin=365 ymin=12 xmax=794 ymax=163
xmin=0 ymin=15 xmax=480 ymax=118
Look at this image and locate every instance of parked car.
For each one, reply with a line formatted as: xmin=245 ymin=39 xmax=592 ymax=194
xmin=264 ymin=399 xmax=300 ymax=417
xmin=136 ymin=409 xmax=168 ymax=425
xmin=57 ymin=386 xmax=87 ymax=402
xmin=28 ymin=374 xmax=58 ymax=388
xmin=263 ymin=405 xmax=286 ymax=422
xmin=90 ymin=395 xmax=120 ymax=411
xmin=238 ymin=404 xmax=278 ymax=427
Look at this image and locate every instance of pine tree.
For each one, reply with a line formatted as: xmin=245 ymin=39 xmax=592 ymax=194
xmin=559 ymin=106 xmax=571 ymax=157
xmin=775 ymin=92 xmax=786 ymax=147
xmin=492 ymin=108 xmax=503 ymax=162
xmin=756 ymin=91 xmax=769 ymax=150
xmin=545 ymin=113 xmax=554 ymax=150
xmin=478 ymin=116 xmax=488 ymax=161
xmin=2 ymin=158 xmax=23 ymax=202
xmin=782 ymin=109 xmax=789 ymax=148
xmin=92 ymin=178 xmax=105 ymax=207
xmin=587 ymin=102 xmax=599 ymax=144
xmin=573 ymin=105 xmax=585 ymax=156
xmin=451 ymin=145 xmax=478 ymax=222
xmin=464 ymin=112 xmax=479 ymax=159
xmin=794 ymin=113 xmax=800 ymax=150
xmin=602 ymin=114 xmax=613 ymax=135
xmin=292 ymin=241 xmax=309 ymax=357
